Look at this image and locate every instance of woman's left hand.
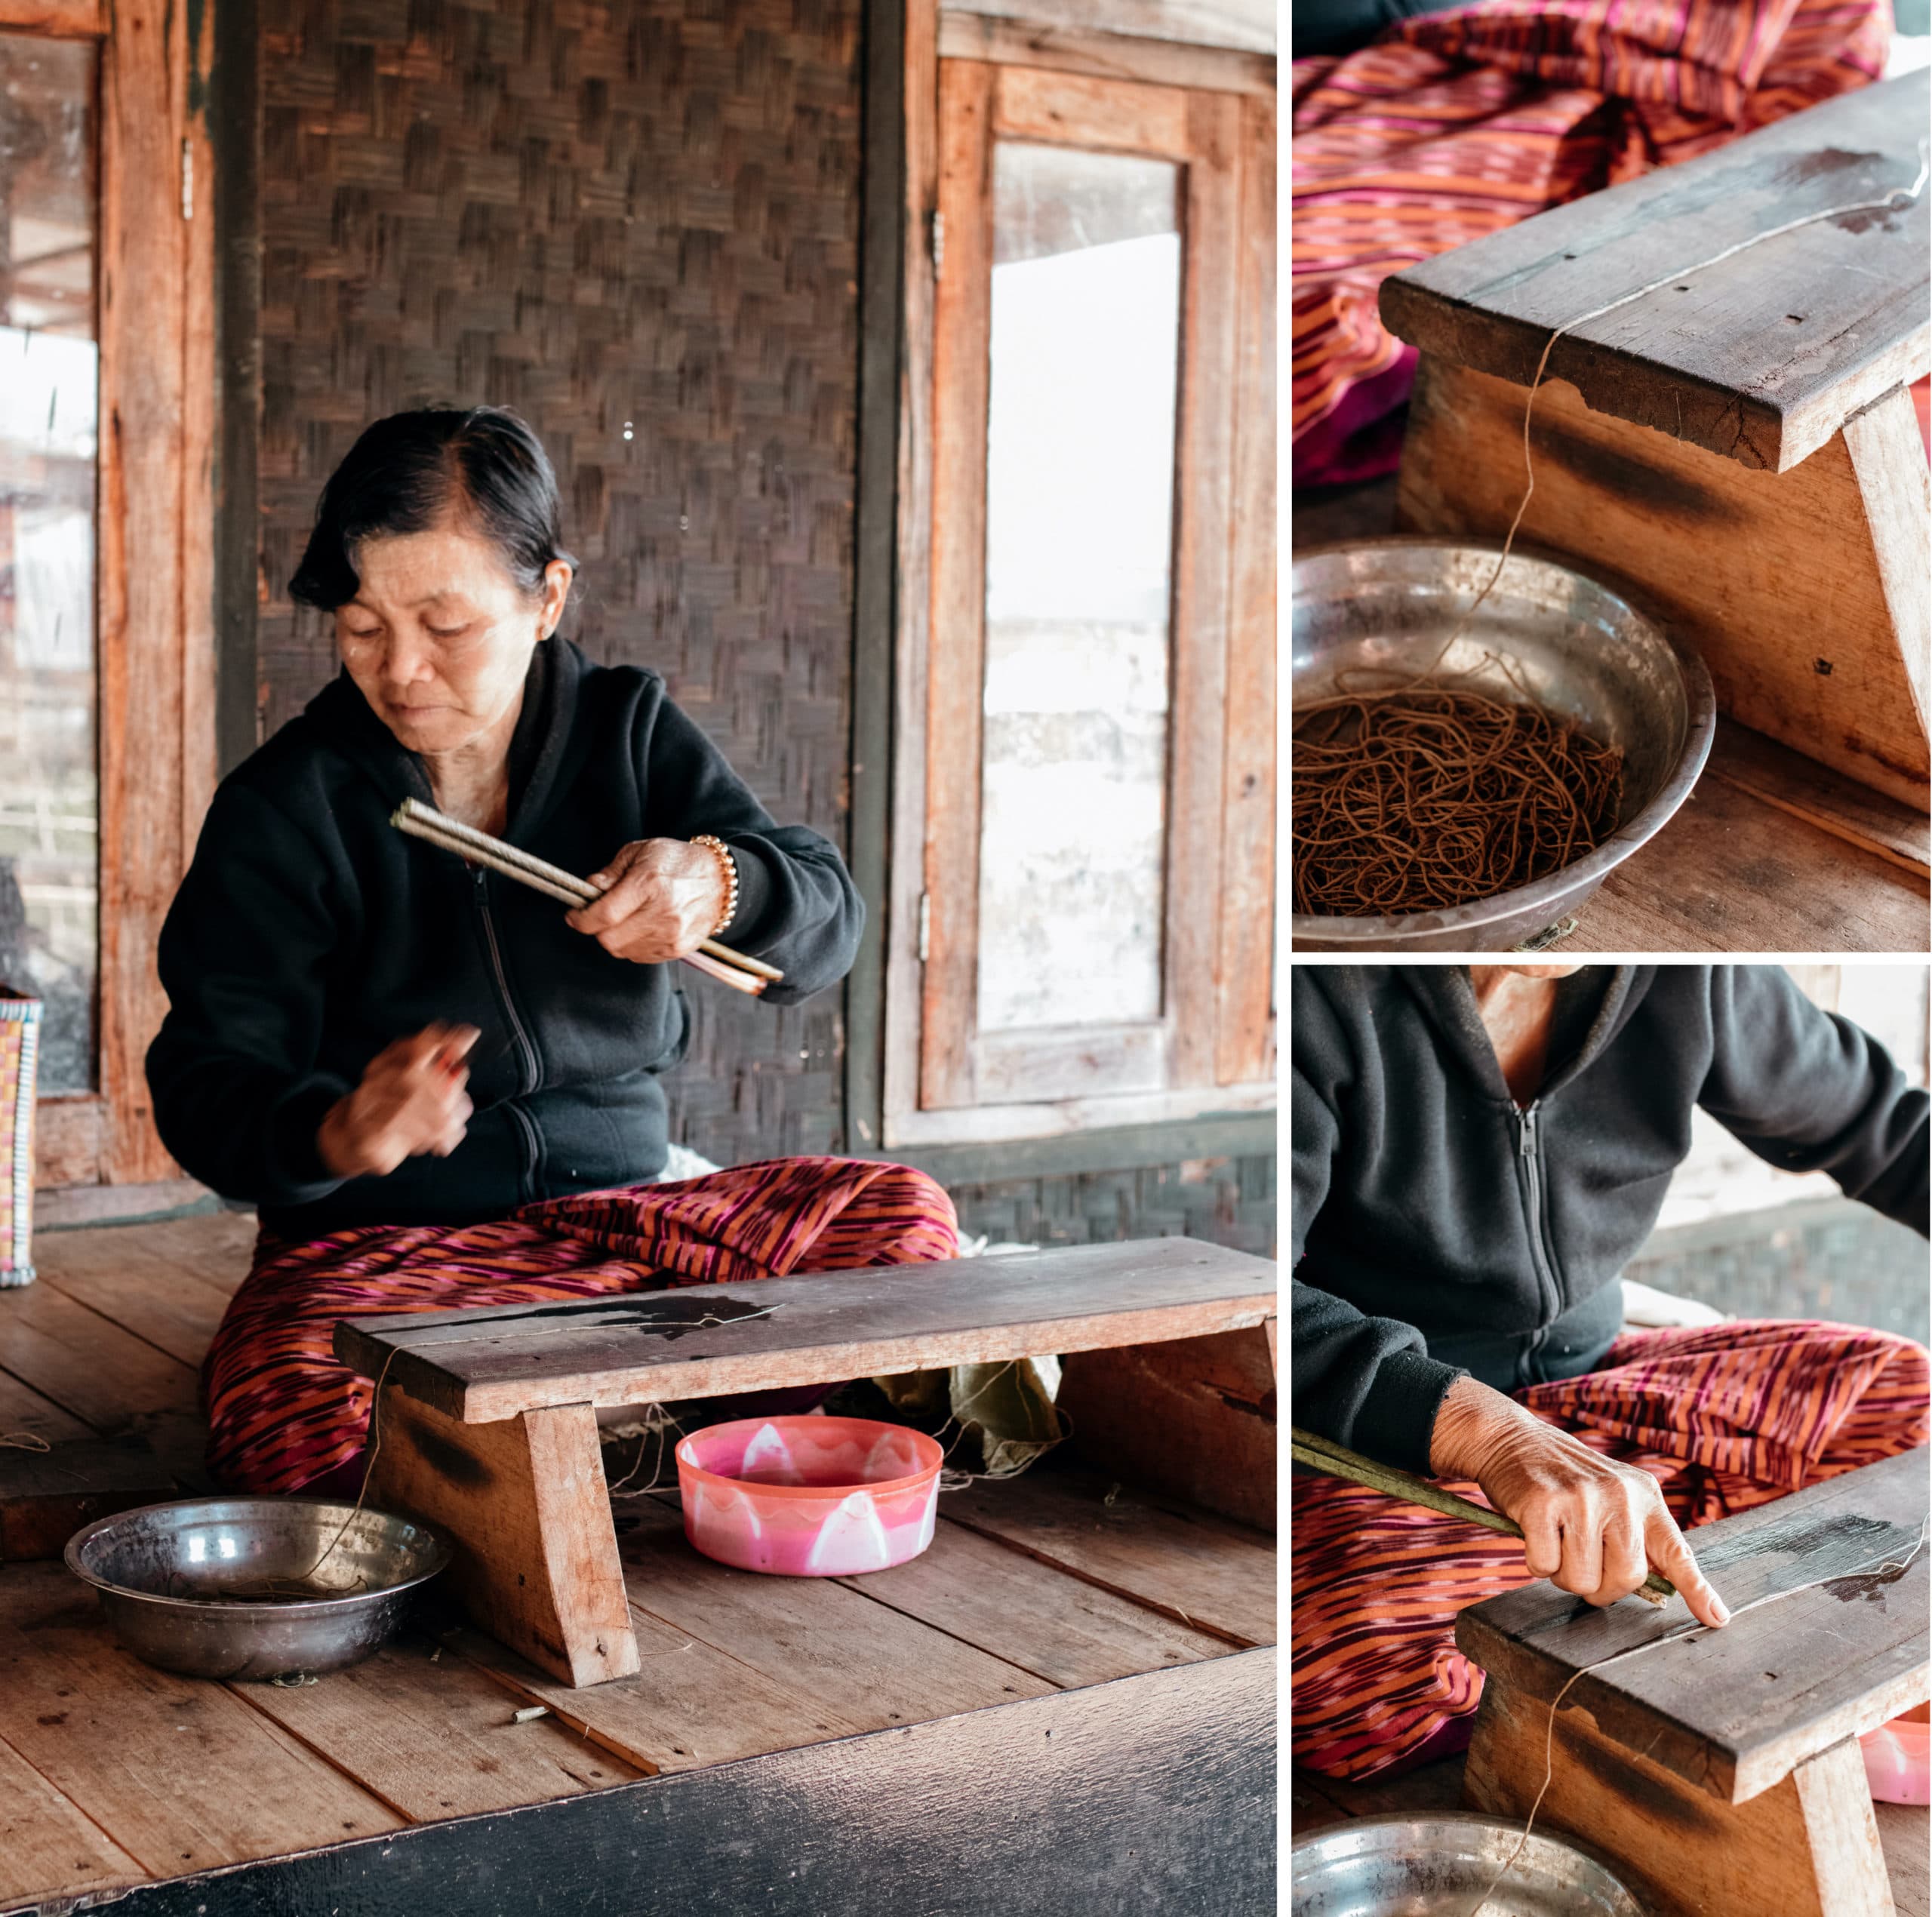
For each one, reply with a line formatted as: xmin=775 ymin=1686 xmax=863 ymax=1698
xmin=567 ymin=838 xmax=726 ymax=963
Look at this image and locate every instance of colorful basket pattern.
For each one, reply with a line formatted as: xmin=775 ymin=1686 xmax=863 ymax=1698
xmin=0 ymin=989 xmax=40 ymax=1288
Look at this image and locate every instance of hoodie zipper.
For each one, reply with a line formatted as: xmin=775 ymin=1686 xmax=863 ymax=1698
xmin=472 ymin=867 xmax=543 ymax=1195
xmin=1514 ymin=1101 xmax=1564 ymax=1362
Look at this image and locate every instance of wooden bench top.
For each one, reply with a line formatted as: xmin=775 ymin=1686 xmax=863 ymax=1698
xmin=1456 ymin=1444 xmax=1930 ymax=1805
xmin=334 ymin=1236 xmax=1278 ymax=1426
xmin=1379 ymin=74 xmax=1931 ymax=475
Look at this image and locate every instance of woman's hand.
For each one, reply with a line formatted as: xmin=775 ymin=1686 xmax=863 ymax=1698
xmin=316 ymin=1023 xmax=478 ymax=1179
xmin=566 ymin=839 xmax=727 ymax=964
xmin=1429 ymin=1374 xmax=1730 ymax=1629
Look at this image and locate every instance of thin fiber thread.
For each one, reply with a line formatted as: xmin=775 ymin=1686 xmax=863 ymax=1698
xmin=1293 ymin=688 xmax=1624 ymax=915
xmin=1463 ymin=1515 xmax=1931 ymax=1917
xmin=1294 ymin=144 xmax=1932 ymax=923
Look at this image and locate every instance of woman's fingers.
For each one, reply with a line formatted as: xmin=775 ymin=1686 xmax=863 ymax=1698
xmin=568 ymin=840 xmax=717 ymax=962
xmin=1591 ymin=1509 xmax=1649 ymax=1608
xmin=1645 ymin=1507 xmax=1730 ymax=1629
xmin=568 ymin=843 xmax=653 ymax=935
xmin=431 ymin=1024 xmax=480 ymax=1070
xmin=1518 ymin=1505 xmax=1564 ymax=1581
xmin=1555 ymin=1507 xmax=1604 ymax=1603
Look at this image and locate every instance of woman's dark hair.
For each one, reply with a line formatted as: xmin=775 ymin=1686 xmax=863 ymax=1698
xmin=289 ymin=406 xmax=577 ymax=611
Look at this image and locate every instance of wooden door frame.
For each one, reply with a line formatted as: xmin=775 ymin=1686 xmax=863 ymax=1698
xmin=5 ymin=0 xmax=218 ymax=1194
xmin=877 ymin=0 xmax=1273 ymax=1150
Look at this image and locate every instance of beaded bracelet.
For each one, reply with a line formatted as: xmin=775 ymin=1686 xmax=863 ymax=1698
xmin=692 ymin=834 xmax=738 ymax=937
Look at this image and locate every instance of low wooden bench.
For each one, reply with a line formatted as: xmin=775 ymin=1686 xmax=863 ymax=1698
xmin=334 ymin=1236 xmax=1278 ymax=1688
xmin=1457 ymin=1444 xmax=1930 ymax=1917
xmin=1379 ymin=72 xmax=1931 ymax=848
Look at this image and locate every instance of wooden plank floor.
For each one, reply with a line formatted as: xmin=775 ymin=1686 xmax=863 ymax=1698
xmin=0 ymin=1212 xmax=1275 ymax=1914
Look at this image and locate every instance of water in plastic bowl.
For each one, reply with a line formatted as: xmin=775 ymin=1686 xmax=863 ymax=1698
xmin=675 ymin=1414 xmax=945 ymax=1577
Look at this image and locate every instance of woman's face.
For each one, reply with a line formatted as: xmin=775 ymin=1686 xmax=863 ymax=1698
xmin=337 ymin=521 xmax=571 ymax=757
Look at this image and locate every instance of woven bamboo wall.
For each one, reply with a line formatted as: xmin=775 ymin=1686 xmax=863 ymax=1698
xmin=255 ymin=0 xmax=860 ymax=1169
xmin=950 ymin=1152 xmax=1276 ymax=1258
xmin=250 ymin=0 xmax=1277 ymax=1249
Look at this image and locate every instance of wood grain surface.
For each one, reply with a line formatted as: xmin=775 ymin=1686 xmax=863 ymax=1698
xmin=1379 ymin=74 xmax=1931 ymax=473
xmin=1457 ymin=1445 xmax=1930 ymax=1804
xmin=365 ymin=1396 xmax=639 ymax=1688
xmin=235 ymin=1632 xmax=643 ymax=1818
xmin=1574 ymin=718 xmax=1932 ymax=952
xmin=0 ymin=1199 xmax=1276 ymax=1910
xmin=334 ymin=1237 xmax=1278 ymax=1423
xmin=1059 ymin=1325 xmax=1276 ymax=1531
xmin=1465 ymin=1681 xmax=1894 ymax=1917
xmin=940 ymin=1463 xmax=1276 ymax=1645
xmin=0 ymin=1563 xmax=403 ymax=1874
xmin=0 ymin=1435 xmax=174 ymax=1562
xmin=1394 ymin=357 xmax=1930 ymax=807
xmin=614 ymin=1494 xmax=1057 ymax=1729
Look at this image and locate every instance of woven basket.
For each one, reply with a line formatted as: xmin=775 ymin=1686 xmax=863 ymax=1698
xmin=0 ymin=989 xmax=40 ymax=1288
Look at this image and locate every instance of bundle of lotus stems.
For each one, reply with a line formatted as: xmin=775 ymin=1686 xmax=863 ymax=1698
xmin=390 ymin=798 xmax=784 ymax=997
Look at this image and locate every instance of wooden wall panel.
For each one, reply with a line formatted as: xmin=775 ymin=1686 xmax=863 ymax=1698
xmin=254 ymin=0 xmax=865 ymax=1170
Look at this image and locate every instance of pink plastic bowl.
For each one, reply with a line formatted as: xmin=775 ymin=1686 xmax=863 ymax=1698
xmin=675 ymin=1415 xmax=944 ymax=1577
xmin=1860 ymin=1709 xmax=1930 ymax=1806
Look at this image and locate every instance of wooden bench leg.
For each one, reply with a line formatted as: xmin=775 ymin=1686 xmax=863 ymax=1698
xmin=1057 ymin=1326 xmax=1276 ymax=1534
xmin=365 ymin=1388 xmax=640 ymax=1688
xmin=1464 ymin=1675 xmax=1894 ymax=1917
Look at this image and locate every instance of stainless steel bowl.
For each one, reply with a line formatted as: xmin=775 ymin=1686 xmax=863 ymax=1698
xmin=1291 ymin=1813 xmax=1651 ymax=1916
xmin=1291 ymin=538 xmax=1715 ymax=951
xmin=66 ymin=1497 xmax=450 ymax=1682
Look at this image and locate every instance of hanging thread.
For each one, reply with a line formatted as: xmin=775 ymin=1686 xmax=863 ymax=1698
xmin=1436 ymin=138 xmax=1930 ymax=669
xmin=1294 ymin=144 xmax=1932 ymax=921
xmin=1463 ymin=1514 xmax=1931 ymax=1917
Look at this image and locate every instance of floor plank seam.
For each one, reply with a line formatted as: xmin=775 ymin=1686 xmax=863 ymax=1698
xmin=821 ymin=1571 xmax=1084 ymax=1692
xmin=0 ymin=1362 xmax=120 ymax=1439
xmin=217 ymin=1678 xmax=429 ymax=1831
xmin=0 ymin=1717 xmax=158 ymax=1896
xmin=934 ymin=1507 xmax=1267 ymax=1650
xmin=10 ymin=1283 xmax=211 ymax=1386
xmin=438 ymin=1649 xmax=666 ymax=1779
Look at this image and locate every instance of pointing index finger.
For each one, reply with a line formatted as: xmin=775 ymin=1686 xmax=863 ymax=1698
xmin=1647 ymin=1509 xmax=1730 ymax=1628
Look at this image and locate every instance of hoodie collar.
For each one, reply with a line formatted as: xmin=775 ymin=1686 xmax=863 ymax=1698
xmin=1400 ymin=965 xmax=1638 ymax=1103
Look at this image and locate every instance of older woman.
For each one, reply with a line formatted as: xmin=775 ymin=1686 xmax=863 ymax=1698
xmin=149 ymin=408 xmax=955 ymax=1494
xmin=1291 ymin=963 xmax=1929 ymax=1779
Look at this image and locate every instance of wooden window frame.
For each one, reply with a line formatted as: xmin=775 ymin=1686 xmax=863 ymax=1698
xmin=881 ymin=0 xmax=1273 ymax=1150
xmin=5 ymin=0 xmax=218 ymax=1193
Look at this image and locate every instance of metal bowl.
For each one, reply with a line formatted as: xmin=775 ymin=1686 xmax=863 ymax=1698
xmin=1292 ymin=1813 xmax=1651 ymax=1916
xmin=1291 ymin=537 xmax=1715 ymax=951
xmin=65 ymin=1497 xmax=450 ymax=1682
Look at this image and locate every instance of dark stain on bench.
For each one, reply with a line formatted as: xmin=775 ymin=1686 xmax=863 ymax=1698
xmin=408 ymin=1419 xmax=494 ymax=1489
xmin=1780 ymin=146 xmax=1885 ymax=186
xmin=1529 ymin=415 xmax=1733 ymax=523
xmin=435 ymin=1294 xmax=780 ymax=1343
xmin=1560 ymin=1714 xmax=1724 ymax=1835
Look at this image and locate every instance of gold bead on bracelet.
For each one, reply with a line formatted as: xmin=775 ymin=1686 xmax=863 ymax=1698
xmin=692 ymin=834 xmax=739 ymax=937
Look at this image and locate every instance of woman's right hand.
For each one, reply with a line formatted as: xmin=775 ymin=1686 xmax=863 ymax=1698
xmin=316 ymin=1023 xmax=479 ymax=1179
xmin=1429 ymin=1373 xmax=1730 ymax=1629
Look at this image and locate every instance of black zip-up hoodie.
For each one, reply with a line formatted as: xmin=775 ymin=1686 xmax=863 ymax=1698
xmin=1293 ymin=965 xmax=1929 ymax=1474
xmin=146 ymin=639 xmax=862 ymax=1237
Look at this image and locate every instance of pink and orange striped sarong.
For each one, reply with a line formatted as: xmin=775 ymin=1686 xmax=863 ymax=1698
xmin=1291 ymin=1319 xmax=1930 ymax=1780
xmin=203 ymin=1157 xmax=958 ymax=1495
xmin=1292 ymin=0 xmax=1898 ymax=485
